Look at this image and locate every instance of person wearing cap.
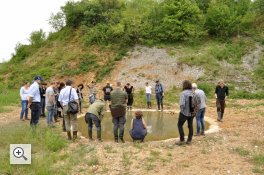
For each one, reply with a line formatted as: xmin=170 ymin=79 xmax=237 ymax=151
xmin=103 ymin=82 xmax=113 ymax=110
xmin=85 ymin=99 xmax=105 ymax=142
xmin=19 ymin=81 xmax=30 ymax=121
xmin=129 ymin=111 xmax=147 ymax=142
xmin=155 ymin=80 xmax=164 ymax=111
xmin=192 ymin=83 xmax=207 ymax=136
xmin=28 ymin=76 xmax=43 ymax=126
xmin=39 ymin=82 xmax=47 ymax=117
xmin=110 ymin=82 xmax=128 ymax=143
xmin=123 ymin=83 xmax=134 ymax=110
xmin=58 ymin=80 xmax=79 ymax=140
xmin=215 ymin=80 xmax=229 ymax=122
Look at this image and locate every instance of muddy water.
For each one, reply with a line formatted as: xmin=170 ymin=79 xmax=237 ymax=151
xmin=78 ymin=111 xmax=209 ymax=142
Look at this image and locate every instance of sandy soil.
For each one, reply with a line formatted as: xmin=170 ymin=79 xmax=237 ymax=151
xmin=1 ymin=99 xmax=264 ymax=175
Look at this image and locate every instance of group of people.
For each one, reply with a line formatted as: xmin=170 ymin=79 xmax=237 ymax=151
xmin=19 ymin=75 xmax=228 ymax=144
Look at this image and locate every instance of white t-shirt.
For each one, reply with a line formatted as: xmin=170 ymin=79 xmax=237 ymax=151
xmin=145 ymin=85 xmax=152 ymax=94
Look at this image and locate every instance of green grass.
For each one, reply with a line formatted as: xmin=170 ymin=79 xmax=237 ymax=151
xmin=234 ymin=147 xmax=250 ymax=157
xmin=0 ymin=123 xmax=68 ymax=175
xmin=0 ymin=88 xmax=20 ymax=113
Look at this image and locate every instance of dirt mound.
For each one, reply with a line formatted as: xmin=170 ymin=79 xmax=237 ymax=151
xmin=111 ymin=46 xmax=204 ymax=90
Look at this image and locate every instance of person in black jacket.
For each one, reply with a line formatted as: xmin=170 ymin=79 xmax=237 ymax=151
xmin=39 ymin=83 xmax=47 ymax=117
xmin=215 ymin=80 xmax=229 ymax=122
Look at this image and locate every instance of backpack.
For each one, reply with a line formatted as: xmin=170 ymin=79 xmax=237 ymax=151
xmin=67 ymin=88 xmax=79 ymax=114
xmin=189 ymin=93 xmax=201 ymax=116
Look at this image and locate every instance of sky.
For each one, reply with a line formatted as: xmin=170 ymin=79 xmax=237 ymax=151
xmin=0 ymin=0 xmax=75 ymax=63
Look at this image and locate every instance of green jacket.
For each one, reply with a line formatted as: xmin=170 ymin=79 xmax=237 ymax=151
xmin=87 ymin=100 xmax=105 ymax=120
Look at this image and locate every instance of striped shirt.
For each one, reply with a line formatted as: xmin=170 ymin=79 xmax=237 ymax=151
xmin=28 ymin=82 xmax=41 ymax=102
xmin=58 ymin=86 xmax=79 ymax=106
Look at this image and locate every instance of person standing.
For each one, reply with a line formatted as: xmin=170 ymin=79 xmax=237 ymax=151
xmin=28 ymin=76 xmax=43 ymax=126
xmin=124 ymin=83 xmax=134 ymax=110
xmin=77 ymin=84 xmax=84 ymax=113
xmin=85 ymin=99 xmax=105 ymax=142
xmin=110 ymin=82 xmax=128 ymax=143
xmin=192 ymin=83 xmax=207 ymax=136
xmin=58 ymin=82 xmax=66 ymax=131
xmin=176 ymin=80 xmax=200 ymax=145
xmin=20 ymin=81 xmax=30 ymax=121
xmin=215 ymin=80 xmax=229 ymax=122
xmin=87 ymin=81 xmax=98 ymax=104
xmin=45 ymin=82 xmax=56 ymax=127
xmin=145 ymin=82 xmax=152 ymax=109
xmin=39 ymin=83 xmax=47 ymax=117
xmin=155 ymin=80 xmax=164 ymax=111
xmin=103 ymin=82 xmax=113 ymax=110
xmin=59 ymin=80 xmax=79 ymax=140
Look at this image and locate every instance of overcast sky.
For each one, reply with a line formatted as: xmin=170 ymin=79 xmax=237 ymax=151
xmin=0 ymin=0 xmax=75 ymax=63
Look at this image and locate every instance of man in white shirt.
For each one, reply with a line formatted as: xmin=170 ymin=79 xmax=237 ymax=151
xmin=46 ymin=82 xmax=56 ymax=127
xmin=58 ymin=80 xmax=79 ymax=140
xmin=28 ymin=76 xmax=43 ymax=126
xmin=145 ymin=82 xmax=152 ymax=109
xmin=20 ymin=81 xmax=30 ymax=121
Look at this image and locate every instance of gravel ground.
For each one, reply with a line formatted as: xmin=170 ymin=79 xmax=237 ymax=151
xmin=112 ymin=46 xmax=204 ymax=90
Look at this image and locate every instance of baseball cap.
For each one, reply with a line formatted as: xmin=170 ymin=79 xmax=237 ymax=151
xmin=34 ymin=75 xmax=44 ymax=81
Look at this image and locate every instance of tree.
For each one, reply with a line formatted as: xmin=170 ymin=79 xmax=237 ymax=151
xmin=206 ymin=2 xmax=239 ymax=37
xmin=28 ymin=29 xmax=46 ymax=47
xmin=154 ymin=0 xmax=205 ymax=42
xmin=49 ymin=12 xmax=65 ymax=32
xmin=253 ymin=0 xmax=264 ymax=15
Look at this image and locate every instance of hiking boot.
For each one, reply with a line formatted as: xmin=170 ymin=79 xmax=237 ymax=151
xmin=88 ymin=130 xmax=93 ymax=141
xmin=217 ymin=112 xmax=221 ymax=121
xmin=176 ymin=141 xmax=185 ymax=146
xmin=115 ymin=138 xmax=119 ymax=143
xmin=67 ymin=131 xmax=72 ymax=140
xmin=201 ymin=131 xmax=205 ymax=136
xmin=195 ymin=133 xmax=200 ymax=136
xmin=97 ymin=130 xmax=102 ymax=142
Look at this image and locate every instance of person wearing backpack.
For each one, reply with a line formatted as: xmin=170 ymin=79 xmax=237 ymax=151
xmin=58 ymin=80 xmax=79 ymax=140
xmin=176 ymin=80 xmax=201 ymax=145
xmin=155 ymin=80 xmax=164 ymax=111
xmin=103 ymin=82 xmax=113 ymax=110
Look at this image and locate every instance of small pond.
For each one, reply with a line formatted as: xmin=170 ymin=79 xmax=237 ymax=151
xmin=78 ymin=111 xmax=209 ymax=142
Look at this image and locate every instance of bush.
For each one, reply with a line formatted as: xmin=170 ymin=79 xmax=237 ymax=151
xmin=197 ymin=82 xmax=213 ymax=96
xmin=206 ymin=3 xmax=239 ymax=37
xmin=28 ymin=29 xmax=46 ymax=47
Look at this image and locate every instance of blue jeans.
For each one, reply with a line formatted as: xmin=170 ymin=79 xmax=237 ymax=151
xmin=47 ymin=106 xmax=55 ymax=126
xmin=196 ymin=108 xmax=206 ymax=134
xmin=156 ymin=93 xmax=163 ymax=109
xmin=20 ymin=100 xmax=28 ymax=119
xmin=146 ymin=93 xmax=151 ymax=102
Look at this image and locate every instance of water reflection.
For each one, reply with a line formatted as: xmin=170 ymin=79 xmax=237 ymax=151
xmin=78 ymin=111 xmax=209 ymax=142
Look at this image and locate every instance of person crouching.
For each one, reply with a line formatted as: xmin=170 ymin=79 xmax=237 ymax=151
xmin=85 ymin=99 xmax=105 ymax=142
xmin=129 ymin=111 xmax=147 ymax=142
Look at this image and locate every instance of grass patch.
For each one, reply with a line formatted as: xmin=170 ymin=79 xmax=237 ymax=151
xmin=0 ymin=122 xmax=68 ymax=175
xmin=0 ymin=88 xmax=19 ymax=110
xmin=122 ymin=152 xmax=131 ymax=167
xmin=234 ymin=147 xmax=250 ymax=157
xmin=87 ymin=154 xmax=99 ymax=166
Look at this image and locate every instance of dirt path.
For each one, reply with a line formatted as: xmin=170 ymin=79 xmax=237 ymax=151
xmin=1 ymin=100 xmax=264 ymax=174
